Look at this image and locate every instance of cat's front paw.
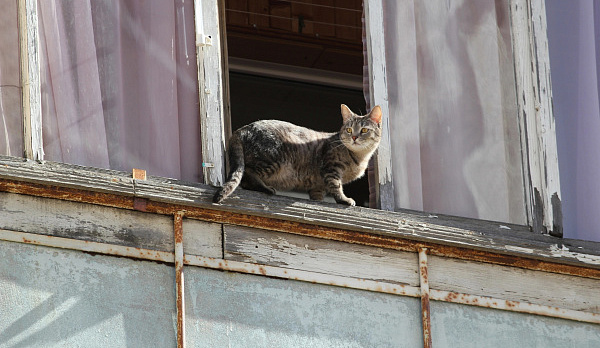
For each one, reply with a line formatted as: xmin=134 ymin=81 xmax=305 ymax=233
xmin=337 ymin=197 xmax=356 ymax=206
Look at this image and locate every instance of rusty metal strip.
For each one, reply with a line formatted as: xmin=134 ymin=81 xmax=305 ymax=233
xmin=2 ymin=228 xmax=599 ymax=325
xmin=174 ymin=211 xmax=186 ymax=348
xmin=1 ymin=178 xmax=600 ymax=280
xmin=419 ymin=248 xmax=433 ymax=348
xmin=430 ymin=290 xmax=600 ymax=325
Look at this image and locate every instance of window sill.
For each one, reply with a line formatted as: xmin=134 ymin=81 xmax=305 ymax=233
xmin=0 ymin=155 xmax=598 ymax=277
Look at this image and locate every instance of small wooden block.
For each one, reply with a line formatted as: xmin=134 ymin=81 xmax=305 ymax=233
xmin=132 ymin=168 xmax=147 ymax=180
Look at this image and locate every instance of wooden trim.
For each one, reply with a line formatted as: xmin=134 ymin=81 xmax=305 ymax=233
xmin=0 ymin=156 xmax=598 ymax=279
xmin=363 ymin=0 xmax=395 ymax=211
xmin=18 ymin=0 xmax=43 ymax=161
xmin=196 ymin=0 xmax=227 ymax=186
xmin=510 ymin=0 xmax=562 ymax=236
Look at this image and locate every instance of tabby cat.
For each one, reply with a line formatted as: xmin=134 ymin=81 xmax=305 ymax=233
xmin=213 ymin=104 xmax=382 ymax=206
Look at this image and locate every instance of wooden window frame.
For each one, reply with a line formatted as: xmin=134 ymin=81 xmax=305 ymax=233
xmin=363 ymin=0 xmax=562 ymax=236
xmin=17 ymin=0 xmax=561 ymax=236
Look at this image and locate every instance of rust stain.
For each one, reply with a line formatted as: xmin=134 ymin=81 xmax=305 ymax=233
xmin=2 ymin=177 xmax=600 ymax=280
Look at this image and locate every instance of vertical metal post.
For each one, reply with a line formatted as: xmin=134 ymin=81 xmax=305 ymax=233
xmin=174 ymin=211 xmax=186 ymax=348
xmin=419 ymin=248 xmax=432 ymax=348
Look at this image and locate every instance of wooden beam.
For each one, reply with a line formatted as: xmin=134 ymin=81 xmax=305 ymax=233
xmin=510 ymin=0 xmax=562 ymax=236
xmin=18 ymin=0 xmax=43 ymax=161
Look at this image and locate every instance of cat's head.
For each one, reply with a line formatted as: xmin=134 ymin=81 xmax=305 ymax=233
xmin=339 ymin=104 xmax=382 ymax=152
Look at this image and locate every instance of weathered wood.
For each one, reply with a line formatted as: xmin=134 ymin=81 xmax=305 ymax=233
xmin=510 ymin=0 xmax=562 ymax=236
xmin=1 ymin=156 xmax=599 ymax=274
xmin=363 ymin=0 xmax=395 ymax=211
xmin=428 ymin=255 xmax=600 ymax=314
xmin=0 ymin=191 xmax=174 ymax=251
xmin=225 ymin=225 xmax=419 ymax=286
xmin=196 ymin=0 xmax=226 ymax=186
xmin=183 ymin=219 xmax=222 ymax=259
xmin=18 ymin=0 xmax=42 ymax=161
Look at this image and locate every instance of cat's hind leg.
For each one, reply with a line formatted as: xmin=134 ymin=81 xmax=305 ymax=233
xmin=308 ymin=189 xmax=325 ymax=201
xmin=241 ymin=172 xmax=276 ymax=195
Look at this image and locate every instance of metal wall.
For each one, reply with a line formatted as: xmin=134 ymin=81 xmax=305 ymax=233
xmin=1 ymin=240 xmax=599 ymax=347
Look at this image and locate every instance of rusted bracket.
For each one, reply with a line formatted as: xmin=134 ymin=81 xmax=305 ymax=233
xmin=174 ymin=211 xmax=186 ymax=348
xmin=419 ymin=248 xmax=432 ymax=348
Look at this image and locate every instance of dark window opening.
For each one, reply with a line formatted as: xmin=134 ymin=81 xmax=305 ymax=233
xmin=225 ymin=0 xmax=368 ymax=206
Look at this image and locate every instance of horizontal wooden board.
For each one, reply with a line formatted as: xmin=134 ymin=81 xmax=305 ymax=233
xmin=225 ymin=225 xmax=419 ymax=286
xmin=183 ymin=219 xmax=222 ymax=259
xmin=0 ymin=191 xmax=173 ymax=251
xmin=428 ymin=255 xmax=600 ymax=314
xmin=1 ymin=155 xmax=600 ymax=273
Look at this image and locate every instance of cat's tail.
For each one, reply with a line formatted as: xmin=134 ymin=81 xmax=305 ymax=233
xmin=213 ymin=135 xmax=245 ymax=204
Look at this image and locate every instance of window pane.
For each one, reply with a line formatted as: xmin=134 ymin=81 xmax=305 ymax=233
xmin=39 ymin=0 xmax=202 ymax=182
xmin=381 ymin=0 xmax=526 ymax=224
xmin=0 ymin=0 xmax=23 ymax=157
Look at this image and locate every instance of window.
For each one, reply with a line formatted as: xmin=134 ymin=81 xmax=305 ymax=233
xmin=3 ymin=0 xmax=570 ymax=238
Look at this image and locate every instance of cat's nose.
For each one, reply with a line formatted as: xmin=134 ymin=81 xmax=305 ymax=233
xmin=352 ymin=136 xmax=358 ymax=141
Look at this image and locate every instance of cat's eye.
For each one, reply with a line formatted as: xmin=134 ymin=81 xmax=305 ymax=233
xmin=346 ymin=128 xmax=353 ymax=133
xmin=361 ymin=128 xmax=369 ymax=133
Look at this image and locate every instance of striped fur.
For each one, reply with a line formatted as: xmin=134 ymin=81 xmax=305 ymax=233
xmin=213 ymin=105 xmax=382 ymax=206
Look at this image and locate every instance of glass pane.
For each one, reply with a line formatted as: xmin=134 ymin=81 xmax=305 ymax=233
xmin=382 ymin=0 xmax=526 ymax=224
xmin=0 ymin=0 xmax=23 ymax=157
xmin=38 ymin=0 xmax=202 ymax=182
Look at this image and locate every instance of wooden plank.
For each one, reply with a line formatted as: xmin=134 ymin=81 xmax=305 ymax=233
xmin=18 ymin=0 xmax=42 ymax=161
xmin=0 ymin=191 xmax=173 ymax=251
xmin=183 ymin=219 xmax=222 ymax=259
xmin=363 ymin=0 xmax=395 ymax=211
xmin=510 ymin=0 xmax=562 ymax=236
xmin=428 ymin=255 xmax=600 ymax=314
xmin=224 ymin=225 xmax=420 ymax=286
xmin=2 ymin=155 xmax=600 ymax=274
xmin=196 ymin=0 xmax=227 ymax=186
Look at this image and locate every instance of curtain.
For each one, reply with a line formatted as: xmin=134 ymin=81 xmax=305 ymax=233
xmin=39 ymin=0 xmax=202 ymax=182
xmin=0 ymin=0 xmax=22 ymax=157
xmin=378 ymin=0 xmax=527 ymax=224
xmin=547 ymin=0 xmax=600 ymax=242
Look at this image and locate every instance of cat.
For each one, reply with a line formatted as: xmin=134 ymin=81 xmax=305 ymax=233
xmin=213 ymin=104 xmax=382 ymax=206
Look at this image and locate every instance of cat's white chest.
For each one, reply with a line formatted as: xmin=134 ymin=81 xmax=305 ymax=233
xmin=342 ymin=161 xmax=368 ymax=183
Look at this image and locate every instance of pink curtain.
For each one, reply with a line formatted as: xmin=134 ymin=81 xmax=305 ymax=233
xmin=547 ymin=0 xmax=600 ymax=242
xmin=380 ymin=0 xmax=527 ymax=224
xmin=0 ymin=0 xmax=22 ymax=157
xmin=39 ymin=0 xmax=202 ymax=182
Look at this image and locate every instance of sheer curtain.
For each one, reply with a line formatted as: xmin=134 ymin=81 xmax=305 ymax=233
xmin=547 ymin=0 xmax=600 ymax=242
xmin=39 ymin=0 xmax=202 ymax=182
xmin=0 ymin=0 xmax=22 ymax=157
xmin=378 ymin=0 xmax=527 ymax=224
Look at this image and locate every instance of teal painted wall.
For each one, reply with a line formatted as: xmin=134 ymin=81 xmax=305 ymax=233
xmin=431 ymin=301 xmax=600 ymax=348
xmin=1 ymin=240 xmax=599 ymax=347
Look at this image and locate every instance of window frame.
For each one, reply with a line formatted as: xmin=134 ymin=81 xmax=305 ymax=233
xmin=363 ymin=0 xmax=562 ymax=236
xmin=16 ymin=0 xmax=561 ymax=236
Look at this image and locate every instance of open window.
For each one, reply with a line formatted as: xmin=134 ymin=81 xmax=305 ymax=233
xmin=3 ymin=0 xmax=586 ymax=240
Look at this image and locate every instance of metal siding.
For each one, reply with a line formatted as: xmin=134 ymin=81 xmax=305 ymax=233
xmin=0 ymin=240 xmax=177 ymax=348
xmin=184 ymin=267 xmax=423 ymax=348
xmin=430 ymin=301 xmax=600 ymax=347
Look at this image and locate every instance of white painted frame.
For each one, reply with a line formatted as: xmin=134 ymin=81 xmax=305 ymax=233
xmin=195 ymin=0 xmax=227 ymax=187
xmin=364 ymin=0 xmax=562 ymax=234
xmin=363 ymin=0 xmax=395 ymax=211
xmin=18 ymin=0 xmax=43 ymax=161
xmin=510 ymin=0 xmax=562 ymax=236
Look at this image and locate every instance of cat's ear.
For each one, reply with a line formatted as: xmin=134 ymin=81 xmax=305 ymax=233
xmin=369 ymin=105 xmax=382 ymax=124
xmin=341 ymin=104 xmax=354 ymax=123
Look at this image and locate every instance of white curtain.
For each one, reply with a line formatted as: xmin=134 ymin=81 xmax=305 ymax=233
xmin=39 ymin=0 xmax=202 ymax=182
xmin=0 ymin=0 xmax=22 ymax=157
xmin=382 ymin=0 xmax=527 ymax=224
xmin=547 ymin=0 xmax=600 ymax=242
